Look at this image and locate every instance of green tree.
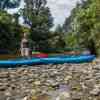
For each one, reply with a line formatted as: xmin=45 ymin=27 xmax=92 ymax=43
xmin=64 ymin=33 xmax=78 ymax=48
xmin=54 ymin=25 xmax=66 ymax=48
xmin=0 ymin=0 xmax=22 ymax=53
xmin=0 ymin=11 xmax=22 ymax=52
xmin=75 ymin=0 xmax=100 ymax=55
xmin=63 ymin=0 xmax=100 ymax=55
xmin=21 ymin=0 xmax=53 ymax=50
xmin=0 ymin=0 xmax=21 ymax=10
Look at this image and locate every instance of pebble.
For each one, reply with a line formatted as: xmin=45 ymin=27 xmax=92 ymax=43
xmin=0 ymin=58 xmax=100 ymax=99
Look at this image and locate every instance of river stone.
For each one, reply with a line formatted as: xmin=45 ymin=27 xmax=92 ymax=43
xmin=0 ymin=58 xmax=100 ymax=99
xmin=31 ymin=93 xmax=51 ymax=100
xmin=58 ymin=92 xmax=70 ymax=100
xmin=90 ymin=84 xmax=100 ymax=96
xmin=34 ymin=81 xmax=41 ymax=85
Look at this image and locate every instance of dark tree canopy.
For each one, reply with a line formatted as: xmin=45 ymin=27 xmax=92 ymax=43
xmin=0 ymin=11 xmax=22 ymax=52
xmin=0 ymin=0 xmax=21 ymax=10
xmin=0 ymin=0 xmax=22 ymax=53
xmin=20 ymin=0 xmax=53 ymax=50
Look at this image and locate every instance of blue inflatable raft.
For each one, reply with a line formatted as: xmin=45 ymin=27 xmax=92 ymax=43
xmin=0 ymin=55 xmax=95 ymax=66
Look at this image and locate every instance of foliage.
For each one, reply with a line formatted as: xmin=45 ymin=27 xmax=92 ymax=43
xmin=20 ymin=0 xmax=53 ymax=50
xmin=63 ymin=0 xmax=100 ymax=55
xmin=0 ymin=0 xmax=21 ymax=10
xmin=54 ymin=25 xmax=66 ymax=48
xmin=65 ymin=32 xmax=78 ymax=48
xmin=0 ymin=0 xmax=22 ymax=53
xmin=0 ymin=10 xmax=22 ymax=53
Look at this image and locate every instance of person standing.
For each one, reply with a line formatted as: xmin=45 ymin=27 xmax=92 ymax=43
xmin=20 ymin=33 xmax=31 ymax=58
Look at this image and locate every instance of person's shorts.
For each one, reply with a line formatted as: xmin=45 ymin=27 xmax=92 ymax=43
xmin=21 ymin=48 xmax=30 ymax=56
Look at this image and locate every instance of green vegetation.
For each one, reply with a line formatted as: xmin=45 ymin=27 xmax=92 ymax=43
xmin=0 ymin=11 xmax=22 ymax=52
xmin=0 ymin=0 xmax=22 ymax=53
xmin=0 ymin=0 xmax=20 ymax=10
xmin=21 ymin=0 xmax=53 ymax=50
xmin=63 ymin=0 xmax=100 ymax=55
xmin=0 ymin=0 xmax=100 ymax=55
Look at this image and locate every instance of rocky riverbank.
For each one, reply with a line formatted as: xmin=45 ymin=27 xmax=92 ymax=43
xmin=0 ymin=59 xmax=100 ymax=100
